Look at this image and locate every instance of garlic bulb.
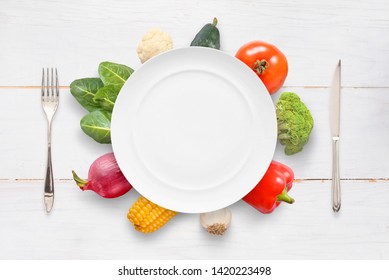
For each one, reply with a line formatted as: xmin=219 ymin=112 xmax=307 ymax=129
xmin=200 ymin=208 xmax=232 ymax=235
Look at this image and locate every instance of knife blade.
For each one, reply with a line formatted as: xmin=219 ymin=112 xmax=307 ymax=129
xmin=330 ymin=60 xmax=341 ymax=212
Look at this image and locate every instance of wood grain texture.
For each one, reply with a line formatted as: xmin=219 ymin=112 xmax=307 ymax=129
xmin=0 ymin=0 xmax=389 ymax=260
xmin=0 ymin=87 xmax=388 ymax=180
xmin=0 ymin=0 xmax=388 ymax=86
xmin=0 ymin=180 xmax=388 ymax=260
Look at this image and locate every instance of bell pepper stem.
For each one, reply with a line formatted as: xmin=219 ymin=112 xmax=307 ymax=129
xmin=212 ymin=17 xmax=218 ymax=26
xmin=72 ymin=170 xmax=87 ymax=188
xmin=277 ymin=188 xmax=295 ymax=204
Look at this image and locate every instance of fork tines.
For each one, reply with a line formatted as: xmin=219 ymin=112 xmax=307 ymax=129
xmin=41 ymin=68 xmax=59 ymax=100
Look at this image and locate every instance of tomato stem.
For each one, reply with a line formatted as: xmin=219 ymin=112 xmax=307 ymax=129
xmin=253 ymin=59 xmax=269 ymax=75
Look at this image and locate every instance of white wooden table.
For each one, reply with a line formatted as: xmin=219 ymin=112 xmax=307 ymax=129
xmin=1 ymin=0 xmax=388 ymax=260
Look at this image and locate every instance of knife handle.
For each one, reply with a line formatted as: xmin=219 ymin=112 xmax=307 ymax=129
xmin=332 ymin=137 xmax=341 ymax=212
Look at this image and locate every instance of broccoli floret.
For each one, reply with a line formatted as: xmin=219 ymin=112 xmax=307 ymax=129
xmin=276 ymin=92 xmax=314 ymax=155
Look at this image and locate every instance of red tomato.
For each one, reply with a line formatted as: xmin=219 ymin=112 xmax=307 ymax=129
xmin=235 ymin=41 xmax=288 ymax=94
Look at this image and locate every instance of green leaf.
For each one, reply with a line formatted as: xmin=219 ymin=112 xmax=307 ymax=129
xmin=93 ymin=85 xmax=122 ymax=112
xmin=80 ymin=110 xmax=111 ymax=144
xmin=98 ymin=61 xmax=134 ymax=86
xmin=70 ymin=78 xmax=104 ymax=112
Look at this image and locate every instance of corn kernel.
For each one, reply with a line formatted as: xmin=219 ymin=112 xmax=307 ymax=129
xmin=127 ymin=196 xmax=177 ymax=234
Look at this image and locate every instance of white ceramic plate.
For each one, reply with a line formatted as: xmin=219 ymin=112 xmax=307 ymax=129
xmin=111 ymin=47 xmax=277 ymax=213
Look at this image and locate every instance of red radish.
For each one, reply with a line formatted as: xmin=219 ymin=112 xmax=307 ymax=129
xmin=72 ymin=153 xmax=132 ymax=198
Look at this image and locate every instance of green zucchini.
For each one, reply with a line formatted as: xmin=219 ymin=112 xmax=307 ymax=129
xmin=190 ymin=17 xmax=220 ymax=49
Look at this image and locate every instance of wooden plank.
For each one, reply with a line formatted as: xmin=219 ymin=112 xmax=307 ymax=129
xmin=0 ymin=180 xmax=388 ymax=259
xmin=0 ymin=0 xmax=388 ymax=86
xmin=272 ymin=86 xmax=389 ymax=179
xmin=0 ymin=87 xmax=112 ymax=180
xmin=1 ymin=87 xmax=388 ymax=180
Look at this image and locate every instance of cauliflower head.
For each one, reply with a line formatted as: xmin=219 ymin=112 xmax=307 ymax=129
xmin=137 ymin=28 xmax=173 ymax=63
xmin=276 ymin=92 xmax=314 ymax=155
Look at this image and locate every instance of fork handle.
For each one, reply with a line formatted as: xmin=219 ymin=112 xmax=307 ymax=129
xmin=44 ymin=120 xmax=54 ymax=213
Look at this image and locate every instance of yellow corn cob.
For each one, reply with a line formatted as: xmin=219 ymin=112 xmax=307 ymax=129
xmin=127 ymin=196 xmax=177 ymax=234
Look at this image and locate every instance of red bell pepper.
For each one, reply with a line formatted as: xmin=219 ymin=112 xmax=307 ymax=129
xmin=243 ymin=160 xmax=295 ymax=214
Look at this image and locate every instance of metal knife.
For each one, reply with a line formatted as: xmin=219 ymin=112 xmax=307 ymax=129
xmin=330 ymin=60 xmax=341 ymax=212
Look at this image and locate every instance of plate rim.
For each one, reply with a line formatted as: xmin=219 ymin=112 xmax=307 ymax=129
xmin=111 ymin=47 xmax=277 ymax=213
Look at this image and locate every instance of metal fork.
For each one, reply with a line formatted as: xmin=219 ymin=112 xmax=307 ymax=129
xmin=41 ymin=68 xmax=59 ymax=213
